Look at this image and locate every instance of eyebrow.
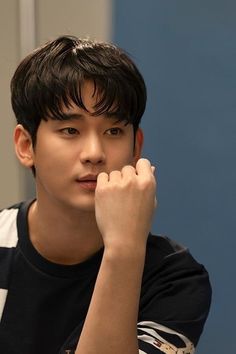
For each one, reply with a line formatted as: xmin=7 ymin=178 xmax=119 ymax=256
xmin=59 ymin=113 xmax=84 ymax=121
xmin=60 ymin=112 xmax=126 ymax=124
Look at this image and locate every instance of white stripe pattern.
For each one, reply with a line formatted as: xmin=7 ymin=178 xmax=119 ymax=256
xmin=0 ymin=289 xmax=8 ymax=321
xmin=0 ymin=209 xmax=18 ymax=247
xmin=138 ymin=321 xmax=195 ymax=354
xmin=0 ymin=208 xmax=18 ymax=323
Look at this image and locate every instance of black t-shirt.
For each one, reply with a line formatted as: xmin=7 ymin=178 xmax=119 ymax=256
xmin=0 ymin=200 xmax=211 ymax=354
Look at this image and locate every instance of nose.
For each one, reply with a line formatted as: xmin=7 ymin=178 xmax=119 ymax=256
xmin=80 ymin=134 xmax=106 ymax=165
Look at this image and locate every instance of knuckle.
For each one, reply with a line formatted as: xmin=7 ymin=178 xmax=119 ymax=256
xmin=137 ymin=157 xmax=149 ymax=165
xmin=122 ymin=165 xmax=135 ymax=174
xmin=109 ymin=170 xmax=120 ymax=177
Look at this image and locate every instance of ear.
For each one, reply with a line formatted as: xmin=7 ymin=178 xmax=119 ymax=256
xmin=14 ymin=124 xmax=34 ymax=168
xmin=133 ymin=128 xmax=144 ymax=164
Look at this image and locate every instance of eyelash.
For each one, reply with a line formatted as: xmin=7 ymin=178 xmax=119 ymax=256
xmin=59 ymin=127 xmax=124 ymax=137
xmin=60 ymin=127 xmax=79 ymax=135
xmin=105 ymin=128 xmax=123 ymax=136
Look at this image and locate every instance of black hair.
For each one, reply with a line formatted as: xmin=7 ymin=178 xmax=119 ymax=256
xmin=11 ymin=35 xmax=147 ymax=145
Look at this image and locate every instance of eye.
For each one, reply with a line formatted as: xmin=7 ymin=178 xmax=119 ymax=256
xmin=105 ymin=127 xmax=123 ymax=136
xmin=61 ymin=127 xmax=79 ymax=135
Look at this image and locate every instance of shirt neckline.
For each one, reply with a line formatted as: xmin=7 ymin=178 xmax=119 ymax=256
xmin=17 ymin=199 xmax=104 ymax=279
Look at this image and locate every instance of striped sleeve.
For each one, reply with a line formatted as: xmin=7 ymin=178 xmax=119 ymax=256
xmin=138 ymin=321 xmax=195 ymax=354
xmin=0 ymin=208 xmax=19 ymax=321
xmin=0 ymin=208 xmax=19 ymax=248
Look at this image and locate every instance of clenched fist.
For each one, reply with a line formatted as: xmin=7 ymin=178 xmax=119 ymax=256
xmin=95 ymin=158 xmax=157 ymax=251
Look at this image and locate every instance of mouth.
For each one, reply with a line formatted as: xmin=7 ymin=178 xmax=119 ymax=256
xmin=76 ymin=175 xmax=98 ymax=191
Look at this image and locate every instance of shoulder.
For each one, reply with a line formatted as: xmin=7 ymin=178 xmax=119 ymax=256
xmin=0 ymin=200 xmax=35 ymax=248
xmin=143 ymin=234 xmax=212 ymax=299
xmin=145 ymin=233 xmax=185 ymax=256
xmin=144 ymin=233 xmax=207 ymax=274
xmin=0 ymin=203 xmax=22 ymax=248
xmin=0 ymin=203 xmax=23 ymax=315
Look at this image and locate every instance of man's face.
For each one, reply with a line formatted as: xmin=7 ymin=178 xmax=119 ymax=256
xmin=30 ymin=81 xmax=142 ymax=212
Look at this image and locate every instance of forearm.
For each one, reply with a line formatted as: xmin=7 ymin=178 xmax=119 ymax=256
xmin=75 ymin=243 xmax=146 ymax=354
xmin=76 ymin=159 xmax=156 ymax=353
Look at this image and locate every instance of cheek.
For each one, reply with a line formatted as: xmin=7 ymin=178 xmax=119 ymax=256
xmin=108 ymin=142 xmax=136 ymax=167
xmin=33 ymin=141 xmax=70 ymax=173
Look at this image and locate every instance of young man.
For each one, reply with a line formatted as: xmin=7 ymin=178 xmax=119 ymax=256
xmin=0 ymin=35 xmax=211 ymax=354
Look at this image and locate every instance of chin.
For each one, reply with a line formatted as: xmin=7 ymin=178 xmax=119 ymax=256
xmin=65 ymin=197 xmax=96 ymax=213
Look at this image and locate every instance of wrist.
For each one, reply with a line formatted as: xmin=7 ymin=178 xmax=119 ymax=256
xmin=103 ymin=239 xmax=146 ymax=265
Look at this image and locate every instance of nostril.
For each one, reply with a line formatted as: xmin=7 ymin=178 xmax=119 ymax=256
xmin=84 ymin=159 xmax=104 ymax=164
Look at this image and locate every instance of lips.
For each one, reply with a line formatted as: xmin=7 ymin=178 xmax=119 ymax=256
xmin=78 ymin=174 xmax=98 ymax=182
xmin=76 ymin=175 xmax=98 ymax=191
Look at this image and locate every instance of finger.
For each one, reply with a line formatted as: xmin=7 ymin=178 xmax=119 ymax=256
xmin=136 ymin=158 xmax=152 ymax=176
xmin=121 ymin=165 xmax=136 ymax=177
xmin=97 ymin=172 xmax=109 ymax=185
xmin=109 ymin=170 xmax=121 ymax=182
xmin=151 ymin=166 xmax=156 ymax=175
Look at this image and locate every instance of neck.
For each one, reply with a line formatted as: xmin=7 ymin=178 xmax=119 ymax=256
xmin=28 ymin=199 xmax=103 ymax=265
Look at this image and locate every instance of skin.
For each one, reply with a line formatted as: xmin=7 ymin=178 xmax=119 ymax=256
xmin=14 ymin=81 xmax=157 ymax=353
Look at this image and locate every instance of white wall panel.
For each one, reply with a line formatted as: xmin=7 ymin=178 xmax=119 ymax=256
xmin=0 ymin=0 xmax=21 ymax=208
xmin=36 ymin=0 xmax=112 ymax=44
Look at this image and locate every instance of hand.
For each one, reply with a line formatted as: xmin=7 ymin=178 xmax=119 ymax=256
xmin=95 ymin=158 xmax=157 ymax=251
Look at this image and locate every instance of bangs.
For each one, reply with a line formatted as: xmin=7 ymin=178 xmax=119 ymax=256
xmin=42 ymin=72 xmax=139 ymax=125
